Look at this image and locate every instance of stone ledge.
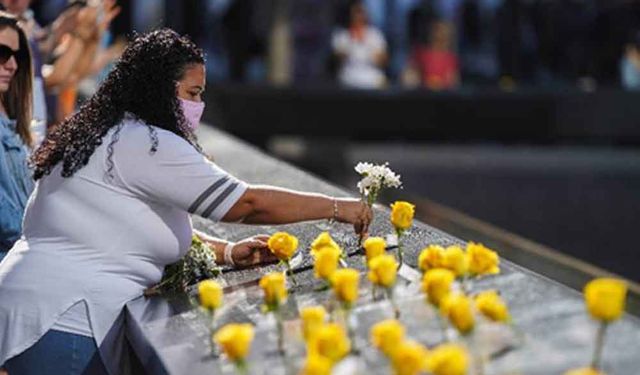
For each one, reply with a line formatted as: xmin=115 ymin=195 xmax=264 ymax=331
xmin=125 ymin=124 xmax=640 ymax=375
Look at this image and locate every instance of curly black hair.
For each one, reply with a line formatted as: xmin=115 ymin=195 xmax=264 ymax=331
xmin=31 ymin=28 xmax=205 ymax=180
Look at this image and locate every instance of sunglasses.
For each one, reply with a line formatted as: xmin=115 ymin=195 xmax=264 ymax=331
xmin=0 ymin=44 xmax=19 ymax=65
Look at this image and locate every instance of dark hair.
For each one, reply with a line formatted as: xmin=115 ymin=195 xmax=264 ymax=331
xmin=31 ymin=28 xmax=205 ymax=180
xmin=0 ymin=11 xmax=33 ymax=146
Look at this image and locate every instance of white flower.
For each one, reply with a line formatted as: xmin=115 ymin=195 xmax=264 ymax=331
xmin=355 ymin=162 xmax=375 ymax=175
xmin=355 ymin=162 xmax=402 ymax=199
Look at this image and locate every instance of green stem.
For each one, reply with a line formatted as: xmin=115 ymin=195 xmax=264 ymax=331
xmin=591 ymin=322 xmax=608 ymax=370
xmin=470 ymin=330 xmax=484 ymax=375
xmin=434 ymin=305 xmax=449 ymax=343
xmin=461 ymin=275 xmax=472 ymax=294
xmin=344 ymin=306 xmax=358 ymax=354
xmin=235 ymin=360 xmax=248 ymax=375
xmin=209 ymin=309 xmax=219 ymax=356
xmin=285 ymin=261 xmax=297 ymax=286
xmin=275 ymin=309 xmax=285 ymax=356
xmin=396 ymin=231 xmax=404 ymax=270
xmin=387 ymin=288 xmax=400 ymax=319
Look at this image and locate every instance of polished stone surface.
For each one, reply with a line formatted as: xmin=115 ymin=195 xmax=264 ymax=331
xmin=126 ymin=125 xmax=640 ymax=375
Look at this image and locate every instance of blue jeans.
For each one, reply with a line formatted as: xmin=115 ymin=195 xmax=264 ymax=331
xmin=3 ymin=330 xmax=108 ymax=375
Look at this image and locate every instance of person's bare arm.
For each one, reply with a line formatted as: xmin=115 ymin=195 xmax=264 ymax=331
xmin=373 ymin=49 xmax=388 ymax=67
xmin=222 ymin=185 xmax=372 ymax=235
xmin=42 ymin=36 xmax=88 ymax=90
xmin=193 ymin=229 xmax=277 ymax=268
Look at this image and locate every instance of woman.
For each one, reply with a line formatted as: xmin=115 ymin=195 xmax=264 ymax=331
xmin=332 ymin=1 xmax=388 ymax=89
xmin=0 ymin=12 xmax=33 ymax=260
xmin=0 ymin=29 xmax=371 ymax=374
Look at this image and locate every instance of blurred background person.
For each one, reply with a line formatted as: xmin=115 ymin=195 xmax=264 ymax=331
xmin=405 ymin=19 xmax=459 ymax=90
xmin=621 ymin=30 xmax=640 ymax=90
xmin=0 ymin=11 xmax=33 ymax=260
xmin=332 ymin=0 xmax=387 ymax=89
xmin=2 ymin=0 xmax=122 ymax=128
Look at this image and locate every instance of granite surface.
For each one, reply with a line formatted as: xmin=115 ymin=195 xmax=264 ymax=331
xmin=125 ymin=125 xmax=640 ymax=375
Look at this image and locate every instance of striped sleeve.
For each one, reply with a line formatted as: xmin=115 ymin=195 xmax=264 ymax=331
xmin=114 ymin=125 xmax=247 ymax=221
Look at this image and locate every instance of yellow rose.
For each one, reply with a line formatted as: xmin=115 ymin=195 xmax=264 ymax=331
xmin=311 ymin=232 xmax=339 ymax=256
xmin=330 ymin=268 xmax=360 ymax=306
xmin=390 ymin=340 xmax=429 ymax=375
xmin=442 ymin=246 xmax=467 ymax=277
xmin=584 ymin=278 xmax=627 ymax=322
xmin=300 ymin=354 xmax=332 ymax=375
xmin=367 ymin=254 xmax=398 ymax=288
xmin=313 ymin=245 xmax=340 ymax=280
xmin=259 ymin=272 xmax=287 ymax=308
xmin=363 ymin=236 xmax=386 ymax=265
xmin=198 ymin=279 xmax=223 ymax=310
xmin=301 ymin=306 xmax=326 ymax=342
xmin=426 ymin=344 xmax=469 ymax=375
xmin=440 ymin=293 xmax=475 ymax=335
xmin=421 ymin=268 xmax=455 ymax=306
xmin=390 ymin=201 xmax=415 ymax=231
xmin=466 ymin=242 xmax=500 ymax=276
xmin=214 ymin=323 xmax=254 ymax=363
xmin=474 ymin=290 xmax=510 ymax=323
xmin=370 ymin=319 xmax=405 ymax=357
xmin=308 ymin=323 xmax=351 ymax=363
xmin=268 ymin=232 xmax=299 ymax=261
xmin=418 ymin=245 xmax=444 ymax=272
xmin=564 ymin=368 xmax=606 ymax=375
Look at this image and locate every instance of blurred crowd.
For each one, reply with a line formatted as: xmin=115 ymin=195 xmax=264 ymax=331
xmin=121 ymin=0 xmax=640 ymax=91
xmin=24 ymin=0 xmax=640 ymax=93
xmin=3 ymin=0 xmax=126 ymax=131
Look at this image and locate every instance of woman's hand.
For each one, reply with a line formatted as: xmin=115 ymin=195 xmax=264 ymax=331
xmin=229 ymin=235 xmax=278 ymax=268
xmin=336 ymin=198 xmax=373 ymax=238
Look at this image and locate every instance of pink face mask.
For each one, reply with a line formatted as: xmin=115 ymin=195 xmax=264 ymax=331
xmin=179 ymin=98 xmax=205 ymax=131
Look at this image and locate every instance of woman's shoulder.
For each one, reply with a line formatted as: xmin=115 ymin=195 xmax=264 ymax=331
xmin=114 ymin=115 xmax=195 ymax=157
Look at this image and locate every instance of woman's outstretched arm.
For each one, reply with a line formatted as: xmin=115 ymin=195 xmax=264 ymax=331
xmin=222 ymin=185 xmax=372 ymax=235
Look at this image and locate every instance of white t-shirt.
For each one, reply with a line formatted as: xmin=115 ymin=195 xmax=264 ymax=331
xmin=332 ymin=27 xmax=387 ymax=88
xmin=0 ymin=117 xmax=247 ymax=371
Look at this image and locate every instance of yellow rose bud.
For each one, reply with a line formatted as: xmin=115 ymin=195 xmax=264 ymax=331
xmin=390 ymin=340 xmax=429 ymax=375
xmin=198 ymin=279 xmax=223 ymax=310
xmin=214 ymin=323 xmax=254 ymax=363
xmin=300 ymin=354 xmax=332 ymax=375
xmin=313 ymin=245 xmax=341 ymax=280
xmin=308 ymin=323 xmax=351 ymax=363
xmin=440 ymin=293 xmax=475 ymax=335
xmin=368 ymin=254 xmax=398 ymax=288
xmin=268 ymin=232 xmax=299 ymax=261
xmin=301 ymin=306 xmax=326 ymax=342
xmin=442 ymin=245 xmax=467 ymax=277
xmin=330 ymin=268 xmax=360 ymax=305
xmin=418 ymin=245 xmax=445 ymax=273
xmin=564 ymin=368 xmax=606 ymax=375
xmin=363 ymin=236 xmax=386 ymax=265
xmin=370 ymin=319 xmax=405 ymax=357
xmin=426 ymin=344 xmax=469 ymax=375
xmin=474 ymin=290 xmax=510 ymax=323
xmin=390 ymin=201 xmax=415 ymax=231
xmin=421 ymin=268 xmax=455 ymax=306
xmin=311 ymin=232 xmax=339 ymax=256
xmin=259 ymin=272 xmax=287 ymax=308
xmin=584 ymin=278 xmax=627 ymax=322
xmin=466 ymin=242 xmax=500 ymax=276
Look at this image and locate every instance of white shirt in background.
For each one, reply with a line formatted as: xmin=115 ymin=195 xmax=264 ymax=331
xmin=332 ymin=26 xmax=387 ymax=89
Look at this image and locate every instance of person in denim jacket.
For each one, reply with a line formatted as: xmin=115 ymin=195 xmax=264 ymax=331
xmin=0 ymin=13 xmax=34 ymax=260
